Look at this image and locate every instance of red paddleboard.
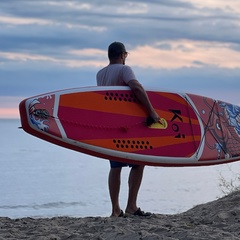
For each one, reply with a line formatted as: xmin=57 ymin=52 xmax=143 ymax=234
xmin=19 ymin=86 xmax=240 ymax=166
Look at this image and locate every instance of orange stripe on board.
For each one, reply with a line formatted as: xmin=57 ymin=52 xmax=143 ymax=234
xmin=60 ymin=92 xmax=146 ymax=117
xmin=155 ymin=92 xmax=186 ymax=105
xmin=60 ymin=92 xmax=200 ymax=126
xmin=150 ymin=135 xmax=201 ymax=148
xmin=81 ymin=135 xmax=201 ymax=153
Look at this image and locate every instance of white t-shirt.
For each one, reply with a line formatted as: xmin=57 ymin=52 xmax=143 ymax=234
xmin=96 ymin=64 xmax=136 ymax=86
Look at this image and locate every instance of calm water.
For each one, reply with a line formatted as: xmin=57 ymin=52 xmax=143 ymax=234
xmin=0 ymin=119 xmax=239 ymax=218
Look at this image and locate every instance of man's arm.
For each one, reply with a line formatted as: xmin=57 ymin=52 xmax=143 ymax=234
xmin=127 ymin=80 xmax=160 ymax=122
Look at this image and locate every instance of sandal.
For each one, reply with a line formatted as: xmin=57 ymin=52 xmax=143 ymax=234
xmin=118 ymin=210 xmax=125 ymax=217
xmin=133 ymin=208 xmax=152 ymax=217
xmin=125 ymin=208 xmax=152 ymax=217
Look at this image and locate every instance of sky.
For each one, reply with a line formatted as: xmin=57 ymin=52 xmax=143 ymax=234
xmin=0 ymin=0 xmax=240 ymax=118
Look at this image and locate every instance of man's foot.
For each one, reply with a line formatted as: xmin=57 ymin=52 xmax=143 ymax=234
xmin=110 ymin=209 xmax=125 ymax=217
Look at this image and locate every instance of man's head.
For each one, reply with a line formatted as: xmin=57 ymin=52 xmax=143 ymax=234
xmin=108 ymin=42 xmax=128 ymax=64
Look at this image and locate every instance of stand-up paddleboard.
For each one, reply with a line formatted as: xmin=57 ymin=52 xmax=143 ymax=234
xmin=19 ymin=86 xmax=240 ymax=167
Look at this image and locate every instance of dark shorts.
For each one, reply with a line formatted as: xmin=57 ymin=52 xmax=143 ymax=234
xmin=109 ymin=160 xmax=138 ymax=168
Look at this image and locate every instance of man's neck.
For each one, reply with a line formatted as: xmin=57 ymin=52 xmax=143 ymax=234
xmin=109 ymin=59 xmax=123 ymax=65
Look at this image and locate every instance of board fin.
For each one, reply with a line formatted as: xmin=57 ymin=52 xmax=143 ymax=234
xmin=148 ymin=118 xmax=168 ymax=129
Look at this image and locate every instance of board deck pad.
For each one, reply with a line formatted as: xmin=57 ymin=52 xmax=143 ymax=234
xmin=19 ymin=86 xmax=240 ymax=167
xmin=148 ymin=118 xmax=168 ymax=129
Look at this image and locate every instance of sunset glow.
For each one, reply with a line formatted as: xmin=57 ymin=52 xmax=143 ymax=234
xmin=0 ymin=108 xmax=19 ymax=119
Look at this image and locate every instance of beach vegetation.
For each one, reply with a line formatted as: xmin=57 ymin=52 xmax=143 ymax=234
xmin=219 ymin=166 xmax=240 ymax=196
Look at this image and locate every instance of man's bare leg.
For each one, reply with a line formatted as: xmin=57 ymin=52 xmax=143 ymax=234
xmin=108 ymin=167 xmax=122 ymax=217
xmin=125 ymin=165 xmax=145 ymax=214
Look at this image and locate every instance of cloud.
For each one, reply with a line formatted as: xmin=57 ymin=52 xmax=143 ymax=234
xmin=128 ymin=40 xmax=240 ymax=69
xmin=187 ymin=0 xmax=240 ymax=14
xmin=1 ymin=39 xmax=240 ymax=70
xmin=0 ymin=0 xmax=240 ymax=118
xmin=0 ymin=16 xmax=51 ymax=25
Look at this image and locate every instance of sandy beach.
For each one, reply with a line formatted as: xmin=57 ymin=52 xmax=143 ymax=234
xmin=1 ymin=191 xmax=240 ymax=240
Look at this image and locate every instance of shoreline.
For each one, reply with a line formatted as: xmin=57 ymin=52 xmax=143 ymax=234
xmin=1 ymin=191 xmax=240 ymax=239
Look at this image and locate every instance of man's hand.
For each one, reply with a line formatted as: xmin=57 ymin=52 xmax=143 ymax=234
xmin=146 ymin=112 xmax=160 ymax=126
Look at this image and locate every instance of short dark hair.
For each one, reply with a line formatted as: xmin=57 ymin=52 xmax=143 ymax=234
xmin=108 ymin=42 xmax=127 ymax=59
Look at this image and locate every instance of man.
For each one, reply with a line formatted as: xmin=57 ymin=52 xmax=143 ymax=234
xmin=96 ymin=42 xmax=160 ymax=217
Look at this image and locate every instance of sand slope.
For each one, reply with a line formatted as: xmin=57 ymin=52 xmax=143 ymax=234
xmin=1 ymin=191 xmax=240 ymax=240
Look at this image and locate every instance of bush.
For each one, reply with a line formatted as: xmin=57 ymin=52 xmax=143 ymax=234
xmin=219 ymin=166 xmax=240 ymax=196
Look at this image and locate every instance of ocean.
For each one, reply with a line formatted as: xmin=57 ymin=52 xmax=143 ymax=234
xmin=1 ymin=119 xmax=239 ymax=219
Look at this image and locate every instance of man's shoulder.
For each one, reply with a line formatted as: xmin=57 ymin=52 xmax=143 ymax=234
xmin=121 ymin=65 xmax=135 ymax=75
xmin=122 ymin=64 xmax=132 ymax=70
xmin=97 ymin=66 xmax=107 ymax=74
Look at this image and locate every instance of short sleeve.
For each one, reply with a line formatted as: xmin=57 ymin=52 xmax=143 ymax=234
xmin=122 ymin=66 xmax=137 ymax=84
